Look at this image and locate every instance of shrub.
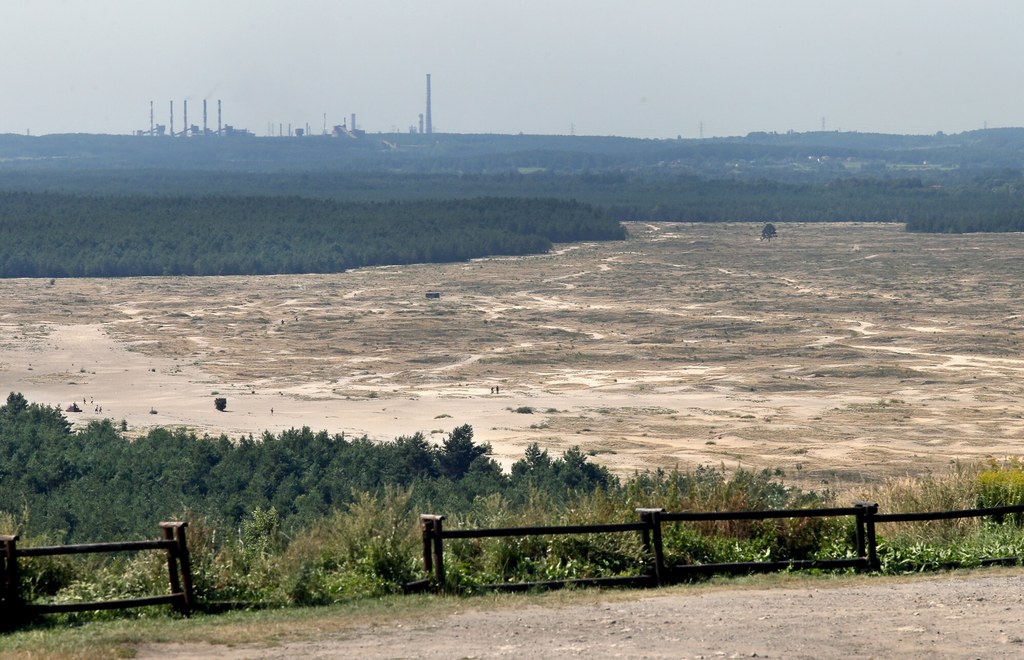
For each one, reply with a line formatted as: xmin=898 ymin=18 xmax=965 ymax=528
xmin=976 ymin=459 xmax=1024 ymax=525
xmin=281 ymin=487 xmax=420 ymax=605
xmin=0 ymin=509 xmax=78 ymax=619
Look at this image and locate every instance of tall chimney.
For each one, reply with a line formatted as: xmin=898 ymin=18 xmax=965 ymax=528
xmin=218 ymin=100 xmax=222 ymax=135
xmin=149 ymin=101 xmax=154 ymax=135
xmin=425 ymin=74 xmax=432 ymax=134
xmin=351 ymin=113 xmax=356 ymax=131
xmin=169 ymin=100 xmax=174 ymax=137
xmin=183 ymin=100 xmax=188 ymax=137
xmin=203 ymin=100 xmax=208 ymax=135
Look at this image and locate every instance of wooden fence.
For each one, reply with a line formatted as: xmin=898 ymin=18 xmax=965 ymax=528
xmin=412 ymin=501 xmax=1024 ymax=592
xmin=873 ymin=503 xmax=1024 ymax=571
xmin=0 ymin=522 xmax=194 ymax=621
xmin=6 ymin=503 xmax=1024 ymax=616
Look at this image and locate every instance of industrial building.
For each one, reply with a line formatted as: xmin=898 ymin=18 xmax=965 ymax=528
xmin=136 ymin=99 xmax=251 ymax=137
xmin=136 ymin=73 xmax=434 ymax=138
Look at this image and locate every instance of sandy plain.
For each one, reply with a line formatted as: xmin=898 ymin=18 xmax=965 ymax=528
xmin=2 ymin=221 xmax=1024 ymax=489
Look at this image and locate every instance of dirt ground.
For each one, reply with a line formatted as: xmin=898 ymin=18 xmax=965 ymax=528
xmin=3 ymin=222 xmax=1024 ymax=490
xmin=135 ymin=571 xmax=1024 ymax=658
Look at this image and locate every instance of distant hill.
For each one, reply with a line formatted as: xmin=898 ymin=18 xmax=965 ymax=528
xmin=2 ymin=129 xmax=1024 ymax=179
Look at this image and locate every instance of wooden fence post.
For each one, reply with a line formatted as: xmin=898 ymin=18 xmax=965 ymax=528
xmin=160 ymin=522 xmax=194 ymax=615
xmin=418 ymin=515 xmax=446 ymax=588
xmin=1 ymin=535 xmax=20 ymax=619
xmin=417 ymin=515 xmax=456 ymax=591
xmin=863 ymin=503 xmax=880 ymax=572
xmin=160 ymin=524 xmax=182 ymax=607
xmin=636 ymin=509 xmax=665 ymax=586
xmin=853 ymin=502 xmax=868 ymax=566
xmin=431 ymin=516 xmax=446 ymax=588
xmin=853 ymin=502 xmax=880 ymax=572
xmin=173 ymin=523 xmax=195 ymax=614
xmin=420 ymin=516 xmax=433 ymax=574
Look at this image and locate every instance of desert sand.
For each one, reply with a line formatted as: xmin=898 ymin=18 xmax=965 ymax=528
xmin=3 ymin=222 xmax=1024 ymax=488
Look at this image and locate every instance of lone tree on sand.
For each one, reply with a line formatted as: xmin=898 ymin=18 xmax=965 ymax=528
xmin=761 ymin=223 xmax=777 ymax=241
xmin=214 ymin=397 xmax=227 ymax=412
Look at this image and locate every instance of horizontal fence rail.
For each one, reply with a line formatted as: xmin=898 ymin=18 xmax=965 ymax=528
xmin=0 ymin=522 xmax=194 ymax=622
xmin=440 ymin=522 xmax=650 ymax=539
xmin=17 ymin=539 xmax=175 ymax=557
xmin=411 ymin=501 xmax=1024 ymax=593
xmin=874 ymin=503 xmax=1024 ymax=523
xmin=660 ymin=506 xmax=868 ymax=521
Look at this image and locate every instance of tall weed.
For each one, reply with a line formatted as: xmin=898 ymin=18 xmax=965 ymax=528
xmin=281 ymin=486 xmax=420 ymax=605
xmin=976 ymin=458 xmax=1024 ymax=524
xmin=851 ymin=463 xmax=982 ymax=543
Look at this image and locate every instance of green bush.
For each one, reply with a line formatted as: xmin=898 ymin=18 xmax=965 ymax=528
xmin=0 ymin=509 xmax=79 ymax=619
xmin=281 ymin=487 xmax=420 ymax=605
xmin=876 ymin=524 xmax=1024 ymax=573
xmin=976 ymin=459 xmax=1024 ymax=524
xmin=44 ymin=554 xmax=171 ymax=623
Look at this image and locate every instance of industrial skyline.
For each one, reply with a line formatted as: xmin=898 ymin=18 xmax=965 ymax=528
xmin=3 ymin=1 xmax=1024 ymax=138
xmin=138 ymin=73 xmax=435 ymax=138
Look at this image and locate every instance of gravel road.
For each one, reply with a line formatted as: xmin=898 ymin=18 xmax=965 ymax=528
xmin=141 ymin=572 xmax=1024 ymax=659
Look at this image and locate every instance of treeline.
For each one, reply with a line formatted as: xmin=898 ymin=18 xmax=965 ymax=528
xmin=4 ymin=170 xmax=1024 ymax=235
xmin=0 ymin=393 xmax=616 ymax=543
xmin=0 ymin=194 xmax=625 ymax=278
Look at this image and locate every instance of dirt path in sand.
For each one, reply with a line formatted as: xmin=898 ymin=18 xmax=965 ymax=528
xmin=136 ymin=571 xmax=1024 ymax=658
xmin=3 ymin=222 xmax=1024 ymax=489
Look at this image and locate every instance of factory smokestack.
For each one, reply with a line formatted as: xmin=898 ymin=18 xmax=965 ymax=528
xmin=203 ymin=100 xmax=208 ymax=136
xmin=218 ymin=100 xmax=222 ymax=135
xmin=169 ymin=100 xmax=174 ymax=137
xmin=183 ymin=100 xmax=188 ymax=137
xmin=425 ymin=74 xmax=432 ymax=135
xmin=149 ymin=101 xmax=154 ymax=135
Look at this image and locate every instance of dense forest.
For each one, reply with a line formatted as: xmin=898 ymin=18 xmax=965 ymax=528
xmin=3 ymin=175 xmax=1023 ymax=280
xmin=0 ymin=393 xmax=615 ymax=544
xmin=0 ymin=194 xmax=624 ymax=278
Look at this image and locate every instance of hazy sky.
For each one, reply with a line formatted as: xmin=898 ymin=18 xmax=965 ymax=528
xmin=2 ymin=0 xmax=1022 ymax=138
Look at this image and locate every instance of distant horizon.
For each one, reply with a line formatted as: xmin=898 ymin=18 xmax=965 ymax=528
xmin=4 ymin=124 xmax=1020 ymax=142
xmin=3 ymin=2 xmax=1023 ymax=139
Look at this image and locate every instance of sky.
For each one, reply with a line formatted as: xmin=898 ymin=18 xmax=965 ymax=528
xmin=2 ymin=0 xmax=1022 ymax=139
